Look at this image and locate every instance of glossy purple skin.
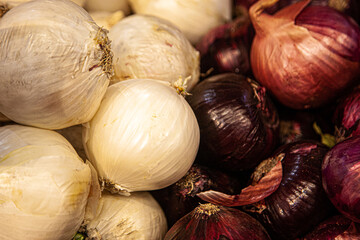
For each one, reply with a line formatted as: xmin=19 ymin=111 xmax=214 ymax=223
xmin=186 ymin=73 xmax=279 ymax=172
xmin=333 ymin=86 xmax=360 ymax=141
xmin=248 ymin=140 xmax=334 ymax=240
xmin=322 ymin=135 xmax=360 ymax=223
xmin=164 ymin=204 xmax=271 ymax=240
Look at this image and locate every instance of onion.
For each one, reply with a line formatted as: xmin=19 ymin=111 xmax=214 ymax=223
xmin=128 ymin=0 xmax=232 ymax=44
xmin=322 ymin=135 xmax=360 ymax=223
xmin=88 ymin=10 xmax=125 ymax=31
xmin=0 ymin=124 xmax=93 ymax=240
xmin=82 ymin=191 xmax=167 ymax=240
xmin=301 ymin=214 xmax=360 ymax=239
xmin=83 ymin=78 xmax=200 ymax=194
xmin=84 ymin=0 xmax=131 ymax=15
xmin=0 ymin=0 xmax=113 ymax=129
xmin=151 ymin=163 xmax=244 ymax=228
xmin=333 ymin=86 xmax=360 ymax=142
xmin=249 ymin=0 xmax=360 ymax=109
xmin=245 ymin=140 xmax=335 ymax=240
xmin=186 ymin=73 xmax=279 ymax=172
xmin=164 ymin=203 xmax=271 ymax=240
xmin=108 ymin=14 xmax=200 ymax=90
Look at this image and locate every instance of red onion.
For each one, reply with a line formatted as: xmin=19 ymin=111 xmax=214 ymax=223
xmin=164 ymin=203 xmax=271 ymax=240
xmin=322 ymin=135 xmax=360 ymax=223
xmin=300 ymin=214 xmax=360 ymax=239
xmin=245 ymin=140 xmax=335 ymax=239
xmin=196 ymin=17 xmax=254 ymax=78
xmin=186 ymin=73 xmax=279 ymax=172
xmin=333 ymin=85 xmax=360 ymax=142
xmin=249 ymin=0 xmax=360 ymax=109
xmin=151 ymin=164 xmax=244 ymax=228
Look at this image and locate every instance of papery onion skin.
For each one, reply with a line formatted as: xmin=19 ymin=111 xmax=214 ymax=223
xmin=151 ymin=163 xmax=244 ymax=228
xmin=249 ymin=0 xmax=360 ymax=109
xmin=164 ymin=203 xmax=271 ymax=240
xmin=0 ymin=0 xmax=112 ymax=130
xmin=84 ymin=191 xmax=167 ymax=240
xmin=0 ymin=124 xmax=92 ymax=240
xmin=247 ymin=140 xmax=335 ymax=240
xmin=333 ymin=85 xmax=360 ymax=142
xmin=83 ymin=79 xmax=200 ymax=194
xmin=322 ymin=135 xmax=360 ymax=223
xmin=108 ymin=14 xmax=200 ymax=90
xmin=186 ymin=73 xmax=279 ymax=172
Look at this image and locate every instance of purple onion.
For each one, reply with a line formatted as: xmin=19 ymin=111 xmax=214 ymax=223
xmin=186 ymin=73 xmax=279 ymax=172
xmin=245 ymin=140 xmax=335 ymax=240
xmin=322 ymin=135 xmax=360 ymax=223
xmin=164 ymin=203 xmax=271 ymax=240
xmin=151 ymin=164 xmax=244 ymax=227
xmin=300 ymin=214 xmax=360 ymax=239
xmin=333 ymin=86 xmax=360 ymax=142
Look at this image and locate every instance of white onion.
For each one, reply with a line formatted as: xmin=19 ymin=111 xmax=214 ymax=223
xmin=128 ymin=0 xmax=232 ymax=44
xmin=109 ymin=14 xmax=200 ymax=90
xmin=0 ymin=124 xmax=93 ymax=240
xmin=0 ymin=0 xmax=113 ymax=130
xmin=84 ymin=191 xmax=167 ymax=240
xmin=84 ymin=0 xmax=131 ymax=15
xmin=83 ymin=78 xmax=200 ymax=194
xmin=0 ymin=0 xmax=86 ymax=10
xmin=89 ymin=10 xmax=125 ymax=30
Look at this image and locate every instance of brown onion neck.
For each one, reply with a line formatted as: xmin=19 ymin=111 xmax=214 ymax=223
xmin=249 ymin=0 xmax=311 ymax=36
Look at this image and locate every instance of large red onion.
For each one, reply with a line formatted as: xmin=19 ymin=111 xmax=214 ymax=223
xmin=322 ymin=135 xmax=360 ymax=223
xmin=249 ymin=0 xmax=360 ymax=109
xmin=245 ymin=140 xmax=335 ymax=239
xmin=164 ymin=203 xmax=271 ymax=240
xmin=186 ymin=73 xmax=279 ymax=172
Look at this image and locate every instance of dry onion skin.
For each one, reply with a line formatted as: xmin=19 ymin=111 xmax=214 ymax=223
xmin=109 ymin=14 xmax=200 ymax=90
xmin=83 ymin=78 xmax=200 ymax=195
xmin=128 ymin=0 xmax=232 ymax=44
xmin=0 ymin=0 xmax=113 ymax=130
xmin=0 ymin=124 xmax=93 ymax=240
xmin=83 ymin=191 xmax=168 ymax=240
xmin=0 ymin=0 xmax=86 ymax=10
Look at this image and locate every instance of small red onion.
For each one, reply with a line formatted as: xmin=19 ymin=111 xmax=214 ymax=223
xmin=164 ymin=203 xmax=271 ymax=240
xmin=333 ymin=85 xmax=360 ymax=142
xmin=196 ymin=17 xmax=254 ymax=78
xmin=322 ymin=135 xmax=360 ymax=223
xmin=245 ymin=140 xmax=335 ymax=239
xmin=300 ymin=214 xmax=360 ymax=239
xmin=249 ymin=0 xmax=360 ymax=109
xmin=186 ymin=73 xmax=279 ymax=172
